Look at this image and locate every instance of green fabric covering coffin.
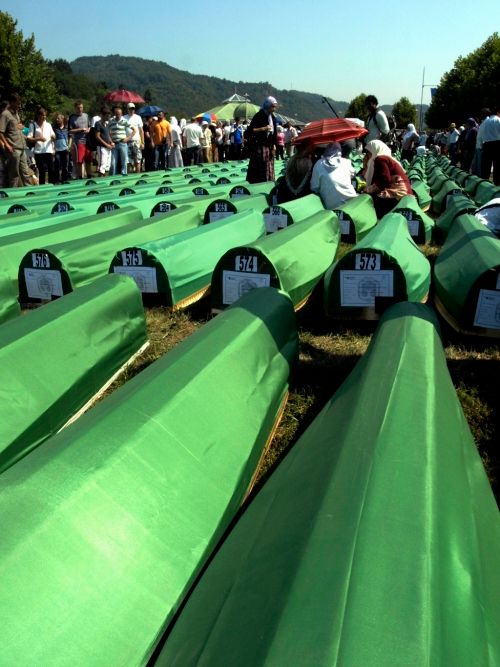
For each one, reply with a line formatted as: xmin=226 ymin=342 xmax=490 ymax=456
xmin=262 ymin=193 xmax=324 ymax=233
xmin=153 ymin=302 xmax=500 ymax=667
xmin=333 ymin=193 xmax=378 ymax=243
xmin=393 ymin=195 xmax=434 ymax=244
xmin=229 ymin=181 xmax=274 ymax=198
xmin=0 ymin=253 xmax=20 ymax=325
xmin=0 ymin=287 xmax=298 ymax=666
xmin=18 ymin=205 xmax=202 ymax=302
xmin=408 ymin=178 xmax=432 ymax=211
xmin=324 ymin=213 xmax=430 ymax=319
xmin=464 ymin=174 xmax=483 ymax=198
xmin=0 ymin=274 xmax=147 ymax=474
xmin=474 ymin=181 xmax=500 ymax=208
xmin=211 ymin=210 xmax=340 ymax=312
xmin=110 ymin=210 xmax=266 ymax=308
xmin=435 ymin=193 xmax=477 ymax=239
xmin=431 ymin=179 xmax=463 ymax=214
xmin=434 ymin=214 xmax=500 ymax=335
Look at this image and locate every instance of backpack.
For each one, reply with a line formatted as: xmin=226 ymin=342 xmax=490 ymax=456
xmin=86 ymin=126 xmax=97 ymax=151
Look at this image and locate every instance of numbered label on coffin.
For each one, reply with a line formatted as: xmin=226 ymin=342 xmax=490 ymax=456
xmin=397 ymin=209 xmax=419 ymax=237
xmin=354 ymin=252 xmax=381 ymax=271
xmin=113 ymin=266 xmax=158 ymax=293
xmin=473 ymin=289 xmax=500 ymax=329
xmin=207 ymin=201 xmax=236 ymax=223
xmin=51 ymin=202 xmax=71 ymax=214
xmin=32 ymin=252 xmax=50 ymax=269
xmin=222 ymin=270 xmax=271 ymax=306
xmin=24 ymin=268 xmax=63 ymax=299
xmin=230 ymin=186 xmax=250 ymax=199
xmin=340 ymin=270 xmax=394 ymax=307
xmin=152 ymin=201 xmax=175 ymax=216
xmin=121 ymin=249 xmax=143 ymax=267
xmin=234 ymin=255 xmax=258 ymax=272
xmin=264 ymin=206 xmax=288 ymax=233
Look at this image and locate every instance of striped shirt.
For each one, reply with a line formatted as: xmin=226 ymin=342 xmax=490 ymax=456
xmin=108 ymin=117 xmax=132 ymax=143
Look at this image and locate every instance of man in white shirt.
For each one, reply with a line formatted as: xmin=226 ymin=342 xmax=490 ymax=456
xmin=124 ymin=103 xmax=144 ymax=173
xmin=183 ymin=117 xmax=203 ymax=165
xmin=284 ymin=122 xmax=298 ymax=157
xmin=365 ymin=95 xmax=390 ymax=144
xmin=477 ymin=106 xmax=500 ymax=185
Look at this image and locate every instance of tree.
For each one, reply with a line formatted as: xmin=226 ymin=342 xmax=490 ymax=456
xmin=344 ymin=93 xmax=367 ymax=120
xmin=0 ymin=12 xmax=58 ymax=117
xmin=391 ymin=97 xmax=417 ymax=128
xmin=426 ymin=33 xmax=500 ymax=128
xmin=144 ymin=88 xmax=153 ymax=103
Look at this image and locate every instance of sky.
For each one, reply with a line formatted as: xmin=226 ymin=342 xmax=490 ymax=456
xmin=3 ymin=0 xmax=500 ymax=108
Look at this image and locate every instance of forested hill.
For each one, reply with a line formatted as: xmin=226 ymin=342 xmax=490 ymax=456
xmin=71 ymin=55 xmax=349 ymax=121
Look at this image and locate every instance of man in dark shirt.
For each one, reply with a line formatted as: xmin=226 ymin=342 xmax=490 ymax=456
xmin=94 ymin=107 xmax=114 ymax=176
xmin=68 ymin=100 xmax=92 ymax=179
xmin=0 ymin=93 xmax=32 ymax=187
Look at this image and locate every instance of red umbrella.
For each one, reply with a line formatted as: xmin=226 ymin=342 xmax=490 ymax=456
xmin=103 ymin=89 xmax=145 ymax=105
xmin=293 ymin=118 xmax=367 ymax=146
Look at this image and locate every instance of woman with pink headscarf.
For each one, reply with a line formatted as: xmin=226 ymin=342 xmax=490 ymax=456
xmin=364 ymin=140 xmax=412 ymax=218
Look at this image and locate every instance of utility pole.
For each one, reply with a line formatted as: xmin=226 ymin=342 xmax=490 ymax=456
xmin=419 ymin=67 xmax=438 ymax=131
xmin=321 ymin=96 xmax=339 ymax=118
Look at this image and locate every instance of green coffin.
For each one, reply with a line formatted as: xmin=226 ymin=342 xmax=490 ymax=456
xmin=0 ymin=274 xmax=147 ymax=473
xmin=324 ymin=213 xmax=430 ymax=319
xmin=229 ymin=181 xmax=274 ymax=199
xmin=474 ymin=181 xmax=500 ymax=208
xmin=153 ymin=302 xmax=500 ymax=667
xmin=0 ymin=254 xmax=20 ymax=325
xmin=18 ymin=205 xmax=202 ymax=302
xmin=262 ymin=193 xmax=324 ymax=233
xmin=0 ymin=286 xmax=298 ymax=666
xmin=110 ymin=210 xmax=266 ymax=308
xmin=464 ymin=174 xmax=483 ymax=197
xmin=333 ymin=193 xmax=378 ymax=243
xmin=434 ymin=214 xmax=500 ymax=335
xmin=393 ymin=195 xmax=434 ymax=244
xmin=432 ymin=179 xmax=463 ymax=214
xmin=435 ymin=194 xmax=477 ymax=239
xmin=211 ymin=210 xmax=340 ymax=311
xmin=409 ymin=179 xmax=432 ymax=211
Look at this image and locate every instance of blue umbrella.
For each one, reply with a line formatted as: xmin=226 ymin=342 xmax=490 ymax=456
xmin=137 ymin=105 xmax=163 ymax=117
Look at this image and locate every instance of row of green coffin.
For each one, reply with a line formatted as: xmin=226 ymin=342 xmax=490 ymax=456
xmin=152 ymin=302 xmax=500 ymax=667
xmin=0 ymin=177 xmax=252 ymax=217
xmin=0 ymin=274 xmax=148 ymax=473
xmin=0 ymin=286 xmax=299 ymax=666
xmin=0 ymin=160 xmax=252 ymax=200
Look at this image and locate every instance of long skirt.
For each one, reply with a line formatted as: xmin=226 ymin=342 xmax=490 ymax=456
xmin=168 ymin=145 xmax=183 ymax=168
xmin=246 ymin=145 xmax=275 ymax=184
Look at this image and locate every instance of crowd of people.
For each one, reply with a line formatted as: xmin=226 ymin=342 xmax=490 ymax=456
xmin=0 ymin=92 xmax=498 ymax=200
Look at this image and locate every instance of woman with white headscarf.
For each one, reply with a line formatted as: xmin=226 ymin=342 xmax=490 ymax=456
xmin=364 ymin=139 xmax=412 ymax=218
xmin=246 ymin=96 xmax=278 ymax=183
xmin=401 ymin=123 xmax=419 ymax=161
xmin=310 ymin=142 xmax=357 ymax=209
xmin=168 ymin=116 xmax=183 ymax=168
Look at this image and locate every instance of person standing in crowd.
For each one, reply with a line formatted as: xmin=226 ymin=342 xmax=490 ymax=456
xmin=52 ymin=113 xmax=69 ymax=183
xmin=108 ymin=105 xmax=135 ymax=176
xmin=26 ymin=106 xmax=56 ymax=184
xmin=461 ymin=117 xmax=478 ymax=172
xmin=477 ymin=106 xmax=500 ymax=185
xmin=400 ymin=123 xmax=419 ymax=162
xmin=310 ymin=141 xmax=357 ymax=209
xmin=363 ymin=139 xmax=412 ymax=218
xmin=168 ymin=117 xmax=184 ymax=168
xmin=214 ymin=121 xmax=224 ymax=162
xmin=143 ymin=117 xmax=155 ymax=171
xmin=200 ymin=121 xmax=212 ymax=163
xmin=68 ymin=100 xmax=92 ymax=179
xmin=246 ymin=96 xmax=278 ymax=183
xmin=447 ymin=123 xmax=461 ymax=164
xmin=276 ymin=125 xmax=285 ymax=160
xmin=365 ymin=95 xmax=390 ymax=144
xmin=284 ymin=121 xmax=298 ymax=157
xmin=231 ymin=117 xmax=244 ymax=159
xmin=0 ymin=93 xmax=33 ymax=187
xmin=94 ymin=106 xmax=114 ymax=176
xmin=151 ymin=111 xmax=171 ymax=170
xmin=124 ymin=103 xmax=144 ymax=173
xmin=183 ymin=117 xmax=203 ymax=166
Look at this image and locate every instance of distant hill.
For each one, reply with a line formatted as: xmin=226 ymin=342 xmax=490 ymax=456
xmin=71 ymin=55 xmax=349 ymax=122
